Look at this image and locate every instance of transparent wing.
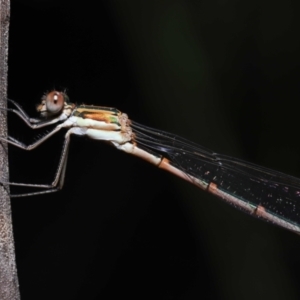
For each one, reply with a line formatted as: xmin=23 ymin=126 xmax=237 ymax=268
xmin=132 ymin=121 xmax=300 ymax=230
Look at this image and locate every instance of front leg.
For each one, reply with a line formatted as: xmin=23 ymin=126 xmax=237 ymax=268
xmin=0 ymin=104 xmax=63 ymax=129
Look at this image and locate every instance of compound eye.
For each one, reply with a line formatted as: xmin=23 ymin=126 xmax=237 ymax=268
xmin=45 ymin=91 xmax=64 ymax=114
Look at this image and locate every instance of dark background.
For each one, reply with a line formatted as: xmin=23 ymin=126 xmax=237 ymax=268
xmin=7 ymin=0 xmax=300 ymax=299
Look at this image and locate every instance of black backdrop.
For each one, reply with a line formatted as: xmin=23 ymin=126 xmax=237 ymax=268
xmin=7 ymin=0 xmax=300 ymax=299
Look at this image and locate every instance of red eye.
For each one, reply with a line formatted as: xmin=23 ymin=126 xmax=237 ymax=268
xmin=45 ymin=91 xmax=64 ymax=114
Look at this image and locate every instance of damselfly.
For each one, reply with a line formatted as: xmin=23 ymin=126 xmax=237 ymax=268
xmin=1 ymin=91 xmax=300 ymax=234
